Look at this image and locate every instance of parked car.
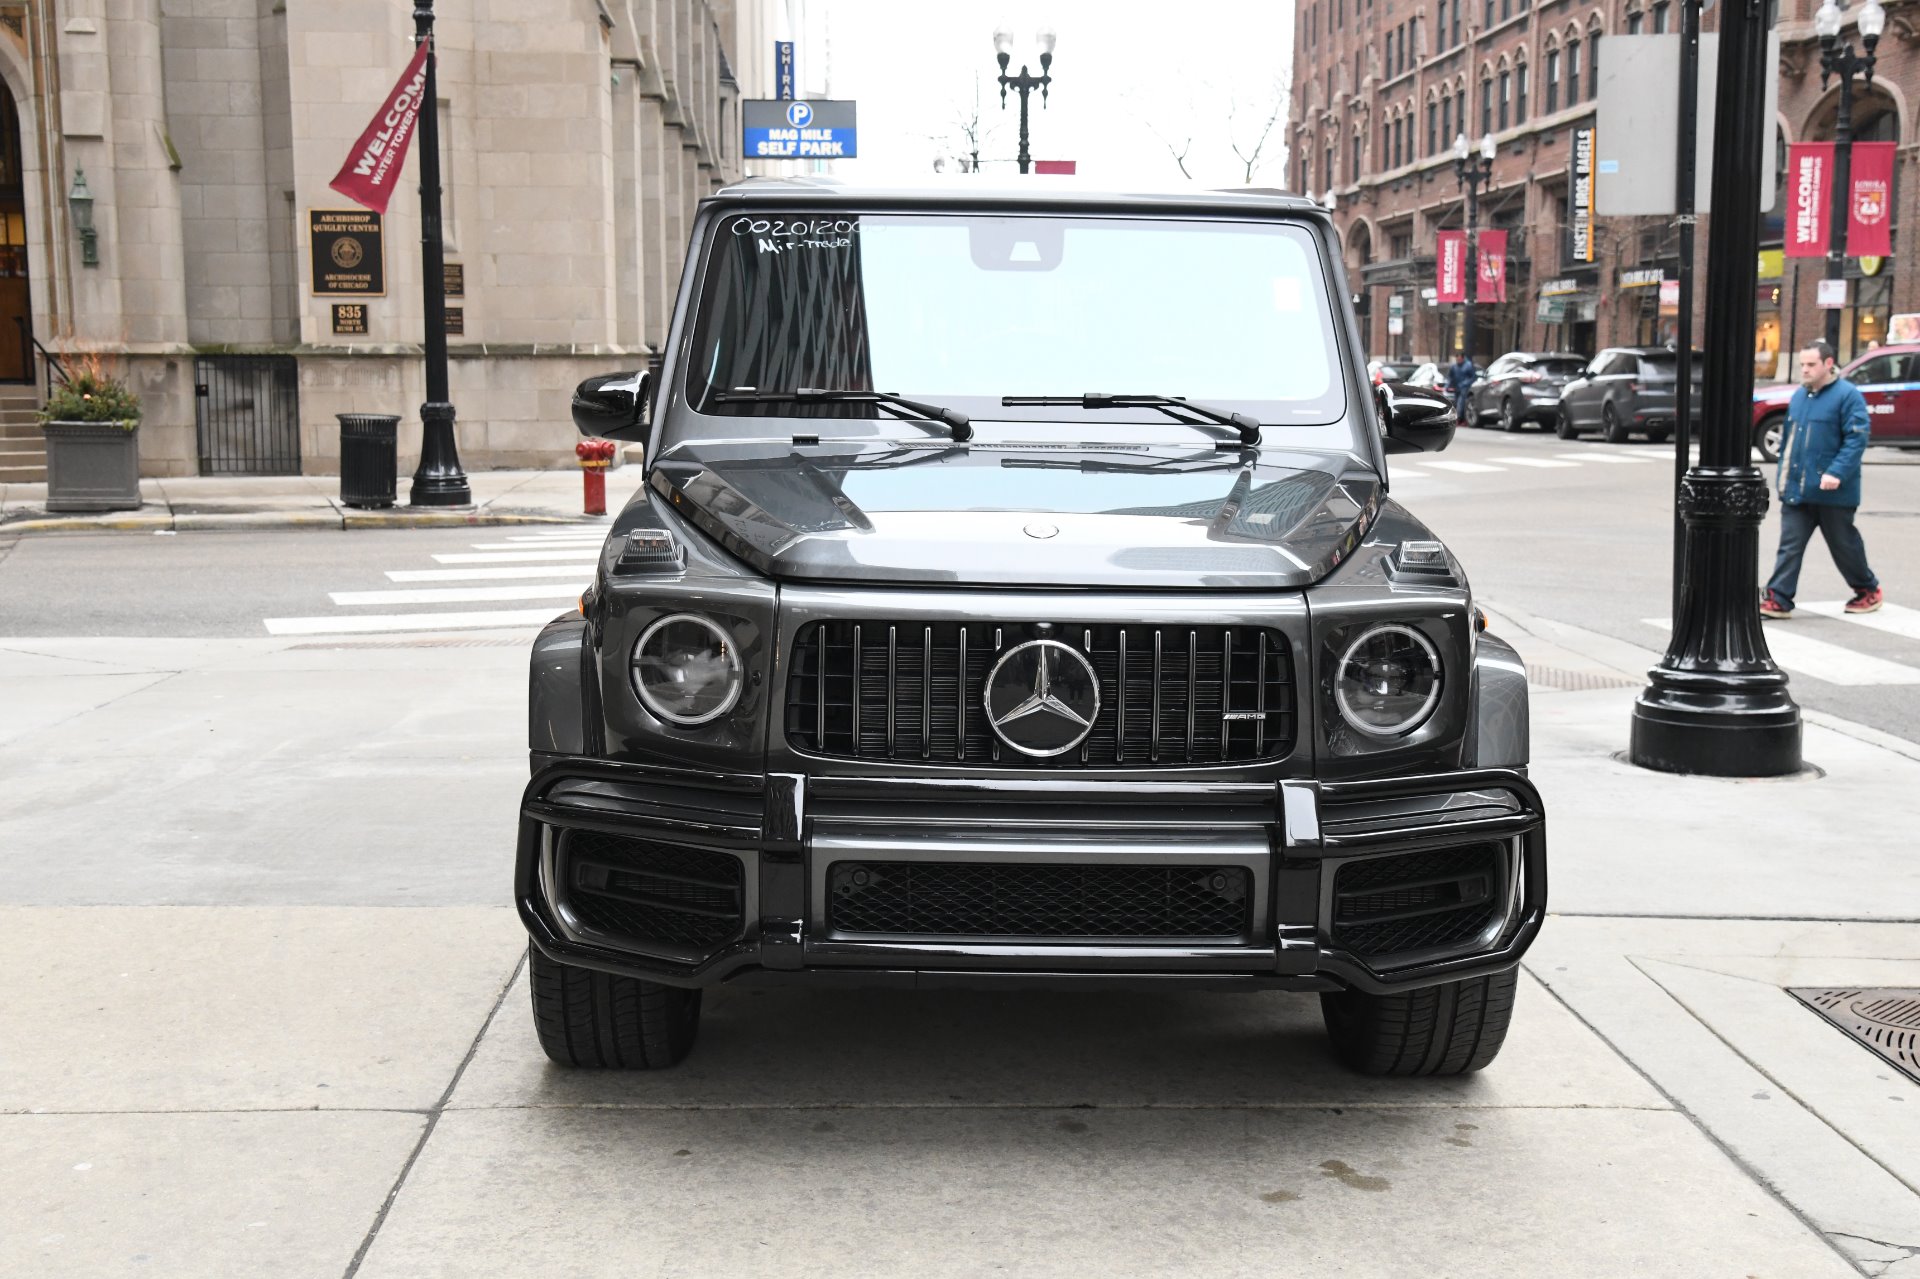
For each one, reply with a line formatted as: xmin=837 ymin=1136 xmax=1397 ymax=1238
xmin=521 ymin=179 xmax=1546 ymax=1079
xmin=1405 ymin=362 xmax=1446 ymax=390
xmin=1555 ymin=346 xmax=1705 ymax=442
xmin=1751 ymin=343 xmax=1920 ymax=461
xmin=1368 ymin=358 xmax=1420 ymax=387
xmin=1466 ymin=351 xmax=1589 ymax=431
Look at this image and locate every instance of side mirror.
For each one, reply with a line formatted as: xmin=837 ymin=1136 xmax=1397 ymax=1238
xmin=572 ymin=370 xmax=650 ymax=442
xmin=1377 ymin=382 xmax=1456 ymax=454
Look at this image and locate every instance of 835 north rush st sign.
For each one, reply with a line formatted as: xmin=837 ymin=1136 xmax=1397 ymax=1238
xmin=309 ymin=209 xmax=385 ymax=296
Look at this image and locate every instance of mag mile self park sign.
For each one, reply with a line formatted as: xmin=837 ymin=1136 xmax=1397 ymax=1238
xmin=743 ymin=100 xmax=858 ymax=160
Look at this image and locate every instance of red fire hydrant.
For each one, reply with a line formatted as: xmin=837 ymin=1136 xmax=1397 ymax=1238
xmin=576 ymin=438 xmax=617 ymax=516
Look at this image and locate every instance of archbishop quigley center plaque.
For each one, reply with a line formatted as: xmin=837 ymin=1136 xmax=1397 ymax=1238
xmin=309 ymin=209 xmax=385 ymax=296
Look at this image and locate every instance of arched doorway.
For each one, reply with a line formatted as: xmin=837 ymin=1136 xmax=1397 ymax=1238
xmin=0 ymin=77 xmax=28 ymax=382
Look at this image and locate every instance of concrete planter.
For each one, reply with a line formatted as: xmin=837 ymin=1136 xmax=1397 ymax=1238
xmin=43 ymin=420 xmax=142 ymax=512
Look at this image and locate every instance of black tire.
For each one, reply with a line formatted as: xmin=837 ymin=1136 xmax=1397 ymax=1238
xmin=1755 ymin=413 xmax=1784 ymax=463
xmin=1553 ymin=408 xmax=1579 ymax=439
xmin=1499 ymin=397 xmax=1520 ymax=432
xmin=1603 ymin=402 xmax=1630 ymax=444
xmin=1320 ymin=969 xmax=1519 ymax=1077
xmin=528 ymin=945 xmax=702 ymax=1069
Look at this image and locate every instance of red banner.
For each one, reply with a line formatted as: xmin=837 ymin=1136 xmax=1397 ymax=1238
xmin=328 ymin=37 xmax=432 ymax=215
xmin=1476 ymin=230 xmax=1508 ymax=303
xmin=1436 ymin=230 xmax=1467 ymax=304
xmin=1848 ymin=141 xmax=1896 ymax=258
xmin=1786 ymin=142 xmax=1833 ymax=258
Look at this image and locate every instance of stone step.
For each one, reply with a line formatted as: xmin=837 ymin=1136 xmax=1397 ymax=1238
xmin=0 ymin=467 xmax=47 ymax=483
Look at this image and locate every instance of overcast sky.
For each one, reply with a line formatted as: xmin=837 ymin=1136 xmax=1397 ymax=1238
xmin=813 ymin=0 xmax=1298 ymax=187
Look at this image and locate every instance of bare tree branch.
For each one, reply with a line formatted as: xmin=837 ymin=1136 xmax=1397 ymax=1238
xmin=1228 ymin=73 xmax=1292 ymax=184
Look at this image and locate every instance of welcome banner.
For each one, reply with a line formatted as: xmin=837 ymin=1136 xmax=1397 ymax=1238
xmin=1848 ymin=141 xmax=1896 ymax=259
xmin=1436 ymin=230 xmax=1467 ymax=303
xmin=1476 ymin=230 xmax=1508 ymax=303
xmin=1785 ymin=142 xmax=1833 ymax=258
xmin=329 ymin=37 xmax=432 ymax=214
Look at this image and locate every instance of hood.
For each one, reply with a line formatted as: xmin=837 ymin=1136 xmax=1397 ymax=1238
xmin=647 ymin=438 xmax=1383 ymax=589
xmin=1755 ymin=382 xmax=1797 ymax=405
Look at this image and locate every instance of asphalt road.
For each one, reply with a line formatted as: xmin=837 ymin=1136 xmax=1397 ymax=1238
xmin=4 ymin=425 xmax=1915 ymax=743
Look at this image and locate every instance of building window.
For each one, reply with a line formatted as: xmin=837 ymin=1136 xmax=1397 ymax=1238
xmin=1441 ymin=92 xmax=1453 ymax=146
xmin=1546 ymin=50 xmax=1560 ymax=112
xmin=1382 ymin=121 xmax=1391 ymax=167
xmin=1428 ymin=101 xmax=1438 ymax=155
xmin=1653 ymin=2 xmax=1669 ymax=33
xmin=1485 ymin=0 xmax=1496 ymax=25
xmin=1499 ymin=71 xmax=1511 ymax=130
xmin=1391 ymin=231 xmax=1413 ymax=258
xmin=1354 ymin=133 xmax=1363 ymax=178
xmin=1516 ymin=63 xmax=1529 ymax=125
xmin=1451 ymin=1 xmax=1461 ymax=45
xmin=1628 ymin=12 xmax=1642 ymax=33
xmin=1588 ymin=32 xmax=1600 ymax=99
xmin=1326 ymin=145 xmax=1334 ymax=189
xmin=1390 ymin=118 xmax=1400 ymax=168
xmin=1567 ymin=40 xmax=1580 ymax=104
xmin=1502 ymin=0 xmax=1511 ymax=19
xmin=1481 ymin=78 xmax=1493 ymax=136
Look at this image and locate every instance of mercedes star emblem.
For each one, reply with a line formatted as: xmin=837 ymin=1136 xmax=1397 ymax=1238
xmin=983 ymin=639 xmax=1102 ymax=757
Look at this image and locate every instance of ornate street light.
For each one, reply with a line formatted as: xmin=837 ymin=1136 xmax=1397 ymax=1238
xmin=1452 ymin=132 xmax=1496 ymax=362
xmin=1815 ymin=0 xmax=1885 ymax=348
xmin=994 ymin=26 xmax=1056 ymax=174
xmin=1629 ymin=0 xmax=1802 ymax=776
xmin=67 ymin=170 xmax=97 ymax=268
xmin=408 ymin=0 xmax=470 ymax=506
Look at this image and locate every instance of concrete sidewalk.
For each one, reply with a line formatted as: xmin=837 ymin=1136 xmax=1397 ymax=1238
xmin=2 ymin=615 xmax=1917 ymax=1275
xmin=0 ymin=465 xmax=619 ymax=536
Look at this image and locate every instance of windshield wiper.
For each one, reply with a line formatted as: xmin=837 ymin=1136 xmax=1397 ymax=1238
xmin=1000 ymin=393 xmax=1262 ymax=446
xmin=711 ymin=388 xmax=973 ymax=442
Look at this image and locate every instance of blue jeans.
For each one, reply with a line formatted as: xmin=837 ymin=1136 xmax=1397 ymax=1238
xmin=1766 ymin=502 xmax=1878 ymax=605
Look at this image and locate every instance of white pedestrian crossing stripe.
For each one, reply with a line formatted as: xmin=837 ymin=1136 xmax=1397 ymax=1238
xmin=1644 ymin=617 xmax=1920 ymax=686
xmin=265 ymin=532 xmax=605 ymax=637
xmin=1488 ymin=456 xmax=1580 ymax=469
xmin=1424 ymin=460 xmax=1504 ymax=473
xmin=1798 ymin=600 xmax=1920 ymax=642
xmin=1556 ymin=452 xmax=1656 ymax=464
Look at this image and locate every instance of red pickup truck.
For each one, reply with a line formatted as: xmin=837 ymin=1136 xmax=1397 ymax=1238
xmin=1753 ymin=342 xmax=1920 ymax=460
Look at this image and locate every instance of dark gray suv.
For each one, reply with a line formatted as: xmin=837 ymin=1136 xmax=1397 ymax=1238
xmin=1556 ymin=346 xmax=1705 ymax=442
xmin=517 ymin=180 xmax=1546 ymax=1078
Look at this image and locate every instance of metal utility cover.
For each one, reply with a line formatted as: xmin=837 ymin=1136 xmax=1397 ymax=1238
xmin=1595 ymin=34 xmax=1779 ymax=215
xmin=1791 ymin=988 xmax=1920 ymax=1085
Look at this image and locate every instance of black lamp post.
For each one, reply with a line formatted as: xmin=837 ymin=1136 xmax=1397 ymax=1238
xmin=1628 ymin=0 xmax=1802 ymax=776
xmin=408 ymin=0 xmax=470 ymax=507
xmin=1815 ymin=0 xmax=1886 ymax=350
xmin=994 ymin=26 xmax=1056 ymax=175
xmin=1453 ymin=131 xmax=1495 ymax=361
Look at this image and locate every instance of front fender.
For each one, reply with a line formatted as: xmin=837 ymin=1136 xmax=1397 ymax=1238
xmin=1465 ymin=632 xmax=1530 ymax=769
xmin=529 ymin=612 xmax=590 ymax=758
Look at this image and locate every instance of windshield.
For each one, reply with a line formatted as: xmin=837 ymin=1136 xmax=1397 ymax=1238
xmin=677 ymin=211 xmax=1349 ymax=442
xmin=1535 ymin=358 xmax=1586 ymax=377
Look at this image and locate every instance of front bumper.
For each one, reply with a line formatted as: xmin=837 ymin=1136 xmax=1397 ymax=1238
xmin=516 ymin=760 xmax=1547 ymax=996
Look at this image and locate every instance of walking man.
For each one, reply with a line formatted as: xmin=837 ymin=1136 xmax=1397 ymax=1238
xmin=1759 ymin=340 xmax=1883 ymax=619
xmin=1446 ymin=350 xmax=1478 ymax=426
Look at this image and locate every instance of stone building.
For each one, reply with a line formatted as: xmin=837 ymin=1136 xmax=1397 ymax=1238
xmin=0 ymin=0 xmax=797 ymax=484
xmin=1291 ymin=0 xmax=1920 ymax=378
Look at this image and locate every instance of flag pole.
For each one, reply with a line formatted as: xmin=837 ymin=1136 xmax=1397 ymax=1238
xmin=408 ymin=0 xmax=469 ymax=507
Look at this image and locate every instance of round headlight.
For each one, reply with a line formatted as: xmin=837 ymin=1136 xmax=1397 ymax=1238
xmin=1334 ymin=624 xmax=1442 ymax=738
xmin=632 ymin=614 xmax=742 ymax=726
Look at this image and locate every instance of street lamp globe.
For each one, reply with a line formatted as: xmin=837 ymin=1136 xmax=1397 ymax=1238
xmin=1814 ymin=0 xmax=1843 ymax=39
xmin=993 ymin=27 xmax=1015 ymax=57
xmin=1036 ymin=26 xmax=1057 ymax=56
xmin=1479 ymin=133 xmax=1497 ymax=161
xmin=1860 ymin=0 xmax=1887 ymax=39
xmin=1454 ymin=132 xmax=1470 ymax=160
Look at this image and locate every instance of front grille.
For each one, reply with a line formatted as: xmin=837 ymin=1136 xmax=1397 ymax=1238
xmin=787 ymin=621 xmax=1295 ymax=766
xmin=1330 ymin=844 xmax=1504 ymax=960
xmin=828 ymin=861 xmax=1253 ymax=940
xmin=563 ymin=830 xmax=745 ymax=951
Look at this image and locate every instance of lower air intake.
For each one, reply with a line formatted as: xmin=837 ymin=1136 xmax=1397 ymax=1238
xmin=828 ymin=861 xmax=1252 ymax=940
xmin=563 ymin=830 xmax=745 ymax=952
xmin=1330 ymin=843 xmax=1504 ymax=961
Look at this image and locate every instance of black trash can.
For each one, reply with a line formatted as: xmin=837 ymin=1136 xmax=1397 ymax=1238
xmin=338 ymin=413 xmax=399 ymax=509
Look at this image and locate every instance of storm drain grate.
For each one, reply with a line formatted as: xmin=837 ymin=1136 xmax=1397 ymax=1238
xmin=1791 ymin=988 xmax=1920 ymax=1086
xmin=1525 ymin=665 xmax=1641 ymax=692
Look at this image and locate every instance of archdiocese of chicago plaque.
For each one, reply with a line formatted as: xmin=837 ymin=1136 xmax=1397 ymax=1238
xmin=309 ymin=209 xmax=385 ymax=296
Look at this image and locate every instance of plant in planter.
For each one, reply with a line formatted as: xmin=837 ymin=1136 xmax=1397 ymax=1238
xmin=40 ymin=364 xmax=143 ymax=513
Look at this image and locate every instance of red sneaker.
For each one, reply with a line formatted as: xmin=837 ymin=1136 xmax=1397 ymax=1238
xmin=1759 ymin=590 xmax=1793 ymax=620
xmin=1846 ymin=587 xmax=1885 ymax=615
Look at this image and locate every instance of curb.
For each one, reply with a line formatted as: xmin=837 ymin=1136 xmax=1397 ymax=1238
xmin=0 ymin=506 xmax=594 ymax=537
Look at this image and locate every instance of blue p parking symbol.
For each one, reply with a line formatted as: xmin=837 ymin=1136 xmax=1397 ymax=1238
xmin=786 ymin=102 xmax=813 ymax=128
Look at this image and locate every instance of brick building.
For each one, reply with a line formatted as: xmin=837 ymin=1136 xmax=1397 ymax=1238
xmin=1292 ymin=0 xmax=1920 ymax=380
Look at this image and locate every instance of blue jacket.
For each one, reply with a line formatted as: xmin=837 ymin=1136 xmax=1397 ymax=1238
xmin=1778 ymin=376 xmax=1870 ymax=507
xmin=1446 ymin=359 xmax=1478 ymax=395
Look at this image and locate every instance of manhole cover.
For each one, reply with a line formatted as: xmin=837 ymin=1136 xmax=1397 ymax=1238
xmin=1791 ymin=988 xmax=1920 ymax=1085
